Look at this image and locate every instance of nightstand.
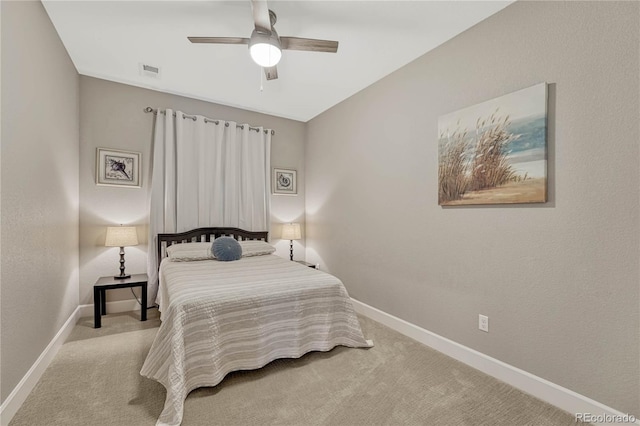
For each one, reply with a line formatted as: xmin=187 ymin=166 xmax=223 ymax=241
xmin=295 ymin=260 xmax=317 ymax=269
xmin=93 ymin=273 xmax=148 ymax=328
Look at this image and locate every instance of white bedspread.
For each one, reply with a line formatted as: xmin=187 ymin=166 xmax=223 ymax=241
xmin=140 ymin=255 xmax=372 ymax=426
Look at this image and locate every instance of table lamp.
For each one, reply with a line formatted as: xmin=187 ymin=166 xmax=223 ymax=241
xmin=281 ymin=223 xmax=301 ymax=261
xmin=105 ymin=226 xmax=139 ymax=279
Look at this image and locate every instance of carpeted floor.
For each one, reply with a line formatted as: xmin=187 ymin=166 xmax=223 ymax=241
xmin=9 ymin=310 xmax=579 ymax=426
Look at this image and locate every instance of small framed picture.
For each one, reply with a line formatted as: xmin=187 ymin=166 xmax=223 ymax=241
xmin=96 ymin=148 xmax=141 ymax=188
xmin=272 ymin=168 xmax=297 ymax=195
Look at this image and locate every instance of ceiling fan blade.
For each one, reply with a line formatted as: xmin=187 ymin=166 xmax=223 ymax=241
xmin=188 ymin=37 xmax=249 ymax=45
xmin=280 ymin=37 xmax=338 ymax=53
xmin=264 ymin=66 xmax=278 ymax=80
xmin=251 ymin=0 xmax=272 ymax=32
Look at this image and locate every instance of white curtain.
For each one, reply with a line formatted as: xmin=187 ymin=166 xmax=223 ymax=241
xmin=146 ymin=109 xmax=272 ymax=304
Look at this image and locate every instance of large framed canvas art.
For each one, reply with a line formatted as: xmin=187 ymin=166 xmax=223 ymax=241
xmin=438 ymin=83 xmax=547 ymax=205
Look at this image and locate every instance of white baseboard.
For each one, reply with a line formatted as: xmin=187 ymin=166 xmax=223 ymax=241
xmin=1 ymin=300 xmax=143 ymax=425
xmin=0 ymin=306 xmax=81 ymax=426
xmin=78 ymin=299 xmax=141 ymax=318
xmin=351 ymin=298 xmax=639 ymax=426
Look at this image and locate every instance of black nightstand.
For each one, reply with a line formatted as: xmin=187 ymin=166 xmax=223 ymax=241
xmin=295 ymin=261 xmax=317 ymax=269
xmin=93 ymin=273 xmax=148 ymax=328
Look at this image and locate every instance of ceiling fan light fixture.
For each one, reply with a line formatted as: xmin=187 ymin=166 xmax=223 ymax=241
xmin=249 ymin=29 xmax=282 ymax=67
xmin=188 ymin=7 xmax=339 ymax=80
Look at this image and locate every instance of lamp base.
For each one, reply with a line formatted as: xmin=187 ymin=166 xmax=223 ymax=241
xmin=115 ymin=246 xmax=130 ymax=280
xmin=114 ymin=274 xmax=131 ymax=280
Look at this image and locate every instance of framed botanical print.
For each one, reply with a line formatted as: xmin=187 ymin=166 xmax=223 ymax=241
xmin=272 ymin=168 xmax=297 ymax=195
xmin=96 ymin=148 xmax=141 ymax=188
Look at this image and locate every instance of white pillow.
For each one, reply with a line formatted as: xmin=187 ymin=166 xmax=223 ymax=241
xmin=239 ymin=240 xmax=276 ymax=257
xmin=166 ymin=240 xmax=275 ymax=261
xmin=166 ymin=242 xmax=214 ymax=261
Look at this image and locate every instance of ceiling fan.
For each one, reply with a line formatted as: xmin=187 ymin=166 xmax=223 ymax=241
xmin=188 ymin=0 xmax=339 ymax=80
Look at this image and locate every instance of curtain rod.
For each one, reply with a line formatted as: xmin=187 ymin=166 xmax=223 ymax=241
xmin=144 ymin=107 xmax=275 ymax=135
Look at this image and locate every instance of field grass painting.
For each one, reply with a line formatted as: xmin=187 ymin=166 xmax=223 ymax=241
xmin=438 ymin=83 xmax=547 ymax=205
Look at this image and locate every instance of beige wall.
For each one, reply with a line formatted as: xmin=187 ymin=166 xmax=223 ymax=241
xmin=79 ymin=77 xmax=306 ymax=304
xmin=1 ymin=1 xmax=80 ymax=403
xmin=306 ymin=1 xmax=639 ymax=416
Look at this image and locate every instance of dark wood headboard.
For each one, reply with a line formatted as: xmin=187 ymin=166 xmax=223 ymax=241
xmin=157 ymin=227 xmax=269 ymax=265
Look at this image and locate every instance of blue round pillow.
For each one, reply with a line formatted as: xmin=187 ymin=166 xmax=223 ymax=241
xmin=211 ymin=237 xmax=243 ymax=261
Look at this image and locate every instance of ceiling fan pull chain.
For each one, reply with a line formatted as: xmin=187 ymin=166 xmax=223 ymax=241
xmin=260 ymin=66 xmax=264 ymax=92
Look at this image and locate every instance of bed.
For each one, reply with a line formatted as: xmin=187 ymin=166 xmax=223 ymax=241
xmin=140 ymin=227 xmax=372 ymax=426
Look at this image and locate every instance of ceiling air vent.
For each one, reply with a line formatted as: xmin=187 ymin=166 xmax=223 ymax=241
xmin=139 ymin=63 xmax=161 ymax=79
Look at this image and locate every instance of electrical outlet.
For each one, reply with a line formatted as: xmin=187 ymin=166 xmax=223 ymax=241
xmin=479 ymin=314 xmax=489 ymax=332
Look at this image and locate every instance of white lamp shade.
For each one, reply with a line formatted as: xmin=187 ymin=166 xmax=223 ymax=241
xmin=105 ymin=226 xmax=139 ymax=247
xmin=249 ymin=29 xmax=282 ymax=67
xmin=250 ymin=43 xmax=282 ymax=67
xmin=281 ymin=223 xmax=301 ymax=240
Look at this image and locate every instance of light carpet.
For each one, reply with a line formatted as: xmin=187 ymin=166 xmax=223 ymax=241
xmin=9 ymin=310 xmax=579 ymax=425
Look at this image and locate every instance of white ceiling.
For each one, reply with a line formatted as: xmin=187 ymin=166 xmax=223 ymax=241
xmin=42 ymin=1 xmax=511 ymax=122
